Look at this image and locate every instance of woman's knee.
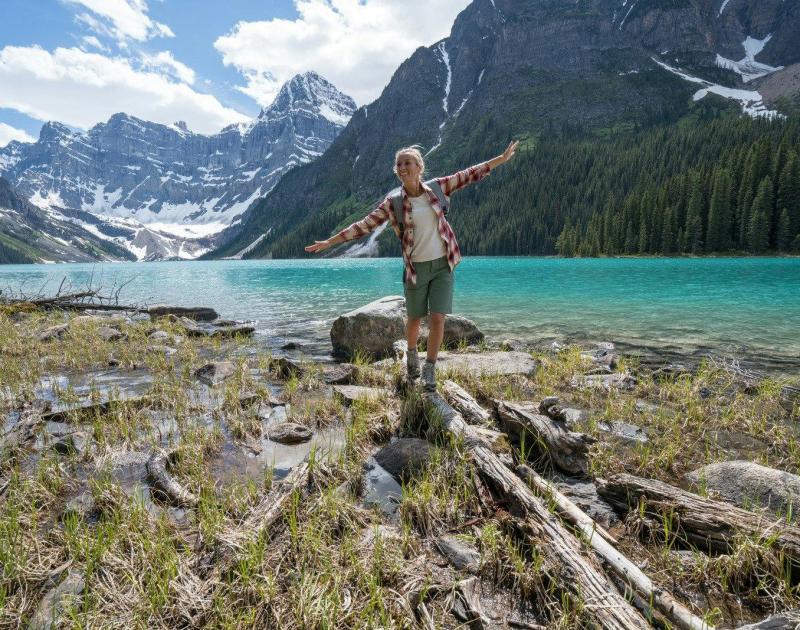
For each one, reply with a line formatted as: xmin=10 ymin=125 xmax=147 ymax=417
xmin=429 ymin=312 xmax=445 ymax=326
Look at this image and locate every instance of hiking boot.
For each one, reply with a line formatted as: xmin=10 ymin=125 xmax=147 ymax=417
xmin=421 ymin=360 xmax=436 ymax=392
xmin=406 ymin=348 xmax=420 ymax=380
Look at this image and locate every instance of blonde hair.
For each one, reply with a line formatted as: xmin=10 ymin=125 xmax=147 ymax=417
xmin=393 ymin=145 xmax=425 ymax=179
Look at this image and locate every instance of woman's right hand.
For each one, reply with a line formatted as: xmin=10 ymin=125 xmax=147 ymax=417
xmin=305 ymin=239 xmax=332 ymax=253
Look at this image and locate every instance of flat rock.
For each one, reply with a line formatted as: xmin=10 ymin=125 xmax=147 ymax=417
xmin=51 ymin=431 xmax=89 ymax=456
xmin=38 ymin=324 xmax=69 ymax=342
xmin=597 ymin=421 xmax=648 ymax=444
xmin=360 ymin=524 xmax=403 ymax=549
xmin=581 ymin=348 xmax=618 ymax=369
xmin=686 ymin=461 xmax=800 ymax=521
xmin=385 ymin=351 xmax=536 ymax=377
xmin=272 ymin=357 xmax=305 ymax=379
xmin=323 ymin=363 xmax=358 ymax=385
xmin=333 ymin=385 xmax=390 ymax=406
xmin=330 ymin=295 xmax=406 ymax=359
xmin=435 ymin=535 xmax=481 ymax=573
xmin=148 ymin=305 xmax=218 ymax=322
xmin=195 ymin=361 xmax=236 ymax=386
xmin=561 ymin=408 xmax=589 ymax=427
xmin=374 ymin=438 xmax=431 ymax=483
xmin=28 ymin=571 xmax=85 ymax=630
xmin=147 ymin=345 xmax=177 ymax=357
xmin=571 ymin=372 xmax=636 ymax=392
xmin=265 ymin=422 xmax=313 ymax=445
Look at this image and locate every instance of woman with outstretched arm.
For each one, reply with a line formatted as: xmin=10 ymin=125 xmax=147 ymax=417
xmin=306 ymin=141 xmax=518 ymax=391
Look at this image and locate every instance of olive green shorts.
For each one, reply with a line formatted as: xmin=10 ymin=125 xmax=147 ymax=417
xmin=404 ymin=256 xmax=454 ymax=319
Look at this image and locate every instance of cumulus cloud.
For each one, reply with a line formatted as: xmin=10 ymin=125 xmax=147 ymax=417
xmin=65 ymin=0 xmax=174 ymax=44
xmin=140 ymin=50 xmax=196 ymax=85
xmin=214 ymin=0 xmax=471 ymax=107
xmin=0 ymin=122 xmax=36 ymax=147
xmin=0 ymin=45 xmax=249 ymax=135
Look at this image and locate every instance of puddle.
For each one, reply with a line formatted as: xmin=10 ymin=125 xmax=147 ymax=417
xmin=35 ymin=369 xmax=154 ymax=414
xmin=361 ymin=458 xmax=403 ymax=522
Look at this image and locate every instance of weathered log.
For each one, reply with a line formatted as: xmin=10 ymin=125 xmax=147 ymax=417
xmin=146 ymin=449 xmax=199 ymax=508
xmin=448 ymin=577 xmax=491 ymax=628
xmin=2 ymin=401 xmax=47 ymax=451
xmin=425 ymin=393 xmax=649 ymax=630
xmin=442 ymin=380 xmax=491 ymax=425
xmin=516 ymin=465 xmax=712 ymax=630
xmin=493 ymin=399 xmax=595 ymax=476
xmin=597 ymin=473 xmax=800 ymax=563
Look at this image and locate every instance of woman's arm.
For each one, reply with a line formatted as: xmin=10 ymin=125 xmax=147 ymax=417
xmin=437 ymin=140 xmax=519 ymax=196
xmin=305 ymin=197 xmax=392 ymax=253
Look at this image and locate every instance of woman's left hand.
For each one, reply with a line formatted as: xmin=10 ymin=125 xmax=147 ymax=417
xmin=502 ymin=140 xmax=519 ymax=163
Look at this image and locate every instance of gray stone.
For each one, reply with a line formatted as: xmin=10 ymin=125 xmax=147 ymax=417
xmin=28 ymin=571 xmax=85 ymax=630
xmin=148 ymin=305 xmax=218 ymax=322
xmin=147 ymin=345 xmax=177 ymax=357
xmin=562 ymin=408 xmax=589 ymax=427
xmin=635 ymin=399 xmax=660 ymax=414
xmin=45 ymin=421 xmax=75 ymax=437
xmin=597 ymin=421 xmax=648 ymax=444
xmin=581 ymin=348 xmax=618 ymax=369
xmin=266 ymin=422 xmax=313 ymax=445
xmin=323 ymin=363 xmax=358 ymax=385
xmin=374 ymin=438 xmax=432 ymax=483
xmin=97 ymin=326 xmax=124 ymax=342
xmin=147 ymin=330 xmax=170 ymax=341
xmin=194 ymin=361 xmax=236 ymax=386
xmin=571 ymin=372 xmax=636 ymax=392
xmin=63 ymin=492 xmax=96 ymax=520
xmin=330 ymin=296 xmax=406 ymax=359
xmin=420 ymin=314 xmax=484 ymax=349
xmin=686 ymin=461 xmax=800 ymax=520
xmin=554 ymin=477 xmax=620 ymax=529
xmin=360 ymin=524 xmax=403 ymax=549
xmin=332 ymin=385 xmax=391 ymax=406
xmin=736 ymin=610 xmax=800 ymax=629
xmin=38 ymin=324 xmax=69 ymax=342
xmin=52 ymin=431 xmax=89 ymax=456
xmin=273 ymin=356 xmax=305 ymax=379
xmin=411 ymin=351 xmax=537 ymax=377
xmin=435 ymin=535 xmax=481 ymax=573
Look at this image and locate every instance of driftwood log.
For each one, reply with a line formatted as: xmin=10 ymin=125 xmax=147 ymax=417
xmin=146 ymin=449 xmax=200 ymax=508
xmin=516 ymin=465 xmax=712 ymax=630
xmin=493 ymin=399 xmax=595 ymax=475
xmin=442 ymin=380 xmax=491 ymax=425
xmin=1 ymin=401 xmax=48 ymax=452
xmin=426 ymin=393 xmax=649 ymax=630
xmin=597 ymin=473 xmax=800 ymax=563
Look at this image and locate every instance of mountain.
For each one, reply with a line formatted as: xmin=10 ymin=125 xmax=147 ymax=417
xmin=0 ymin=72 xmax=355 ymax=260
xmin=0 ymin=178 xmax=135 ymax=264
xmin=210 ymin=0 xmax=800 ymax=260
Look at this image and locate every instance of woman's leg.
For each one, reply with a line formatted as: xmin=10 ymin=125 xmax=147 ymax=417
xmin=426 ymin=312 xmax=445 ymax=361
xmin=406 ymin=316 xmax=422 ymax=350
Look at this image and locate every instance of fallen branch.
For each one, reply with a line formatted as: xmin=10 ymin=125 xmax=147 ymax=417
xmin=597 ymin=473 xmax=800 ymax=563
xmin=146 ymin=449 xmax=200 ymax=508
xmin=442 ymin=380 xmax=491 ymax=425
xmin=516 ymin=464 xmax=712 ymax=630
xmin=493 ymin=399 xmax=595 ymax=475
xmin=425 ymin=393 xmax=649 ymax=629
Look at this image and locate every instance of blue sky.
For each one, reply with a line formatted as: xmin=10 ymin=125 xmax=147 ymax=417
xmin=0 ymin=0 xmax=470 ymax=145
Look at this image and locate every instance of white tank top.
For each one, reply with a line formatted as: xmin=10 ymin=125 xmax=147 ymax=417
xmin=409 ymin=193 xmax=447 ymax=262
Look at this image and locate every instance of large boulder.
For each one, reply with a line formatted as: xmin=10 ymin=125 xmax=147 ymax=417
xmin=685 ymin=461 xmax=800 ymax=520
xmin=330 ymin=296 xmax=406 ymax=359
xmin=373 ymin=438 xmax=431 ymax=483
xmin=330 ymin=296 xmax=486 ymax=359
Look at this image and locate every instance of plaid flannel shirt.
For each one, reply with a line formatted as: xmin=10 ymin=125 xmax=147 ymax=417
xmin=333 ymin=161 xmax=492 ymax=285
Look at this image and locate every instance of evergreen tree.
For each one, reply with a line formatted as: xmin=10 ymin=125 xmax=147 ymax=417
xmin=777 ymin=208 xmax=792 ymax=252
xmin=748 ymin=177 xmax=773 ymax=253
xmin=685 ymin=174 xmax=705 ymax=254
xmin=706 ymin=169 xmax=732 ymax=252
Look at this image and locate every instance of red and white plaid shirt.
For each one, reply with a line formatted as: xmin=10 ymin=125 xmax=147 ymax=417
xmin=334 ymin=161 xmax=492 ymax=285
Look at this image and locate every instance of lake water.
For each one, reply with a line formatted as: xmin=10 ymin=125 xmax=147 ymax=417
xmin=1 ymin=257 xmax=799 ymax=371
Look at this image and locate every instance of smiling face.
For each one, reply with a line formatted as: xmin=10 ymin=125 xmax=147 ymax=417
xmin=395 ymin=153 xmax=422 ymax=184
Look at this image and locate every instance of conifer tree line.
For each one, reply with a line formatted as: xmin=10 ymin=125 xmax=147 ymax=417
xmin=554 ymin=116 xmax=800 ymax=256
xmin=243 ymin=112 xmax=800 ymax=259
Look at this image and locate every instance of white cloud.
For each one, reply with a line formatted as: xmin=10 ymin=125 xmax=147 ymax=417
xmin=0 ymin=45 xmax=249 ymax=135
xmin=80 ymin=35 xmax=109 ymax=52
xmin=214 ymin=0 xmax=471 ymax=107
xmin=0 ymin=122 xmax=36 ymax=147
xmin=65 ymin=0 xmax=174 ymax=44
xmin=140 ymin=50 xmax=195 ymax=85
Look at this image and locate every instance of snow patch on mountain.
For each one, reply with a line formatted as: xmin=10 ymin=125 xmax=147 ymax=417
xmin=653 ymin=58 xmax=780 ymax=118
xmin=716 ymin=34 xmax=783 ymax=82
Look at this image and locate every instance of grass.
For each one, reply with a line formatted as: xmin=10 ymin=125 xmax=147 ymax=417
xmin=2 ymin=303 xmax=800 ymax=627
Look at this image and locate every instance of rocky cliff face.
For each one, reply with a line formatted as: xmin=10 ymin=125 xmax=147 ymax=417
xmin=213 ymin=0 xmax=800 ymax=259
xmin=0 ymin=72 xmax=355 ymax=259
xmin=0 ymin=178 xmax=135 ymax=263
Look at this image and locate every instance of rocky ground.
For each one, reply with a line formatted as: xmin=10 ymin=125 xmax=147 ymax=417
xmin=1 ymin=295 xmax=800 ymax=629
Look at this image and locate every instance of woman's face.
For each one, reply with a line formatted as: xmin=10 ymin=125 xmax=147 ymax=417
xmin=396 ymin=154 xmax=421 ymax=183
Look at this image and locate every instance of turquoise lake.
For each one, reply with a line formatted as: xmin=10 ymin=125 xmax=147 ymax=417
xmin=1 ymin=257 xmax=799 ymax=371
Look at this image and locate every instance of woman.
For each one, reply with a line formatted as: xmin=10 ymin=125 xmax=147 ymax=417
xmin=306 ymin=141 xmax=518 ymax=390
